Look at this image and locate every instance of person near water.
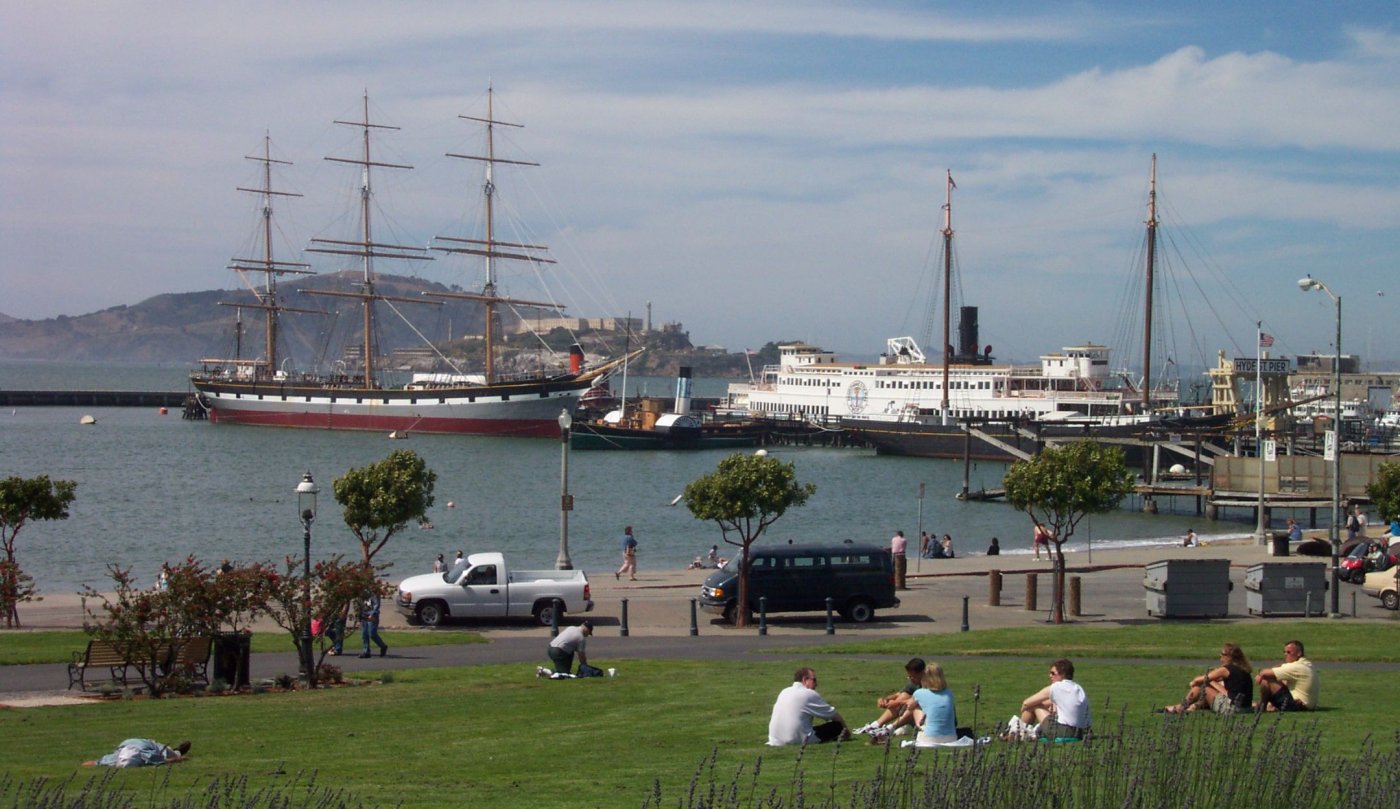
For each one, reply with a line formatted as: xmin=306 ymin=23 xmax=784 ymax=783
xmin=615 ymin=526 xmax=638 ymax=581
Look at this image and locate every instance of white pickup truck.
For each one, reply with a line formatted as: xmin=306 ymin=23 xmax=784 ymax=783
xmin=394 ymin=552 xmax=593 ymax=627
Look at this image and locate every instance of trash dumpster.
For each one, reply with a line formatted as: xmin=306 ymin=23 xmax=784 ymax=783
xmin=1269 ymin=532 xmax=1290 ymax=557
xmin=212 ymin=631 xmax=252 ymax=688
xmin=1144 ymin=559 xmax=1231 ymax=618
xmin=1245 ymin=562 xmax=1327 ymax=616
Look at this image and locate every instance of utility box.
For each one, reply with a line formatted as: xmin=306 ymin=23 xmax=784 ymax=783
xmin=1245 ymin=562 xmax=1328 ymax=616
xmin=1144 ymin=559 xmax=1232 ymax=618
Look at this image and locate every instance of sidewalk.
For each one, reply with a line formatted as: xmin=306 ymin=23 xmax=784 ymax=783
xmin=4 ymin=539 xmax=1384 ymax=705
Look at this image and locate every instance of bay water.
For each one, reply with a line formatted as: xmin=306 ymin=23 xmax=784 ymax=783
xmin=0 ymin=361 xmax=1233 ymax=595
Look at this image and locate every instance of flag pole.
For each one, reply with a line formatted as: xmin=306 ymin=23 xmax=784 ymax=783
xmin=1256 ymin=323 xmax=1267 ymax=546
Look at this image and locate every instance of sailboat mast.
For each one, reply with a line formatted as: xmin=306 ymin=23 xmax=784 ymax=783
xmin=1142 ymin=154 xmax=1158 ymax=409
xmin=359 ymin=93 xmax=377 ymax=386
xmin=483 ymin=88 xmax=499 ymax=384
xmin=258 ymin=136 xmax=279 ymax=372
xmin=940 ymin=170 xmax=954 ymax=418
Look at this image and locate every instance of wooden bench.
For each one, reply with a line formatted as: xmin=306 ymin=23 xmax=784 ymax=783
xmin=67 ymin=639 xmax=136 ymax=691
xmin=67 ymin=636 xmax=213 ymax=692
xmin=164 ymin=636 xmax=212 ymax=687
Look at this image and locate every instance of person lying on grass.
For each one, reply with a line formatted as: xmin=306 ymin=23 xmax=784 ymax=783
xmin=84 ymin=739 xmax=190 ymax=767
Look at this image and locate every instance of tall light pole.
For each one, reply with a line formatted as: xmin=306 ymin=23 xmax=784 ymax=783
xmin=296 ymin=471 xmax=319 ymax=688
xmin=1298 ymin=275 xmax=1342 ymax=616
xmin=557 ymin=409 xmax=574 ymax=570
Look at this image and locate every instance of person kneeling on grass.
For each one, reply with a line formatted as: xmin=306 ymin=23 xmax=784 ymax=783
xmin=1254 ymin=639 xmax=1317 ymax=712
xmin=853 ymin=657 xmax=925 ymax=739
xmin=767 ymin=667 xmax=850 ymax=746
xmin=1164 ymin=642 xmax=1252 ymax=714
xmin=85 ymin=739 xmax=190 ymax=767
xmin=1016 ymin=658 xmax=1091 ymax=740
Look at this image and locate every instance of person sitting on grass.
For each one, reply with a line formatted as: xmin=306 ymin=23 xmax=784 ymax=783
xmin=1164 ymin=642 xmax=1253 ymax=714
xmin=1019 ymin=658 xmax=1091 ymax=740
xmin=853 ymin=657 xmax=925 ymax=738
xmin=910 ymin=661 xmax=959 ymax=747
xmin=767 ymin=667 xmax=850 ymax=746
xmin=85 ymin=739 xmax=190 ymax=767
xmin=1254 ymin=640 xmax=1317 ymax=712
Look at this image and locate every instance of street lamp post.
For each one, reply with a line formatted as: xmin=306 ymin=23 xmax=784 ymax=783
xmin=1298 ymin=275 xmax=1342 ymax=616
xmin=557 ymin=409 xmax=574 ymax=570
xmin=296 ymin=471 xmax=319 ymax=687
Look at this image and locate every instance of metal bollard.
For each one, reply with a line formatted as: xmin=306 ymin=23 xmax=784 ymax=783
xmin=689 ymin=598 xmax=699 ymax=636
xmin=989 ymin=570 xmax=1002 ymax=606
xmin=550 ymin=598 xmax=561 ymax=637
xmin=1069 ymin=576 xmax=1082 ymax=617
xmin=825 ymin=597 xmax=835 ymax=635
xmin=1352 ymin=591 xmax=1357 ymax=618
xmin=1025 ymin=573 xmax=1038 ymax=612
xmin=620 ymin=598 xmax=630 ymax=637
xmin=960 ymin=595 xmax=969 ymax=632
xmin=759 ymin=596 xmax=768 ymax=636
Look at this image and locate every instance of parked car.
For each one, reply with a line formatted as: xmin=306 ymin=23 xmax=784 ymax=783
xmin=1361 ymin=567 xmax=1400 ymax=610
xmin=698 ymin=544 xmax=899 ymax=623
xmin=395 ymin=552 xmax=592 ymax=627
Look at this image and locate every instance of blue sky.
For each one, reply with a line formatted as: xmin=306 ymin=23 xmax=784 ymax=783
xmin=4 ymin=1 xmax=1399 ymax=371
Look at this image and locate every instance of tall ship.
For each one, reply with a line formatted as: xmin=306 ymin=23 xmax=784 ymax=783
xmin=191 ymin=91 xmax=630 ymax=437
xmin=742 ymin=163 xmax=1209 ymax=460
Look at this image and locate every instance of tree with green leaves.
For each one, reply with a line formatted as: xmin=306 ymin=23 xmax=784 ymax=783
xmin=0 ymin=475 xmax=77 ymax=628
xmin=1366 ymin=461 xmax=1400 ymax=528
xmin=682 ymin=451 xmax=815 ymax=626
xmin=1003 ymin=440 xmax=1134 ymax=624
xmin=333 ymin=450 xmax=437 ymax=564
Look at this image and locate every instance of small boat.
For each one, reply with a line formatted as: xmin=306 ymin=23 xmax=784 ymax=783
xmin=570 ymin=367 xmax=767 ymax=450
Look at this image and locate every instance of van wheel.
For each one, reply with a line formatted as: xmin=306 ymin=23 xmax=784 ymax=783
xmin=415 ymin=601 xmax=448 ymax=628
xmin=722 ymin=603 xmax=737 ymax=624
xmin=845 ymin=599 xmax=875 ymax=623
xmin=1383 ymin=591 xmax=1399 ymax=611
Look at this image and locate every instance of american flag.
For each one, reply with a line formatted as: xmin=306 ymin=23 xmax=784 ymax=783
xmin=1259 ymin=332 xmax=1275 ymax=348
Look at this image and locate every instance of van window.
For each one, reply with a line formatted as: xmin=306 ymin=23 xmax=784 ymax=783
xmin=831 ymin=553 xmax=877 ymax=570
xmin=790 ymin=555 xmax=828 ymax=571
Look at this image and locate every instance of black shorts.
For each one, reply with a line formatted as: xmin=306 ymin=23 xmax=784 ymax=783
xmin=1267 ymin=686 xmax=1308 ymax=712
xmin=813 ymin=721 xmax=847 ymax=743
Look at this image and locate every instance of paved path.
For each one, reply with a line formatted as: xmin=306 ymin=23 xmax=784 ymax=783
xmin=6 ymin=541 xmax=1391 ymax=706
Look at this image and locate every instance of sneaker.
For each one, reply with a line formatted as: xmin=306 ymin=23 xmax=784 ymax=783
xmin=380 ymin=646 xmax=388 ymax=657
xmin=893 ymin=726 xmax=910 ymax=736
xmin=358 ymin=652 xmax=371 ymax=658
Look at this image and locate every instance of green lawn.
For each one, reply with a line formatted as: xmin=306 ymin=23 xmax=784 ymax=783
xmin=802 ymin=621 xmax=1400 ymax=663
xmin=2 ymin=641 xmax=1395 ymax=808
xmin=0 ymin=628 xmax=484 ymax=666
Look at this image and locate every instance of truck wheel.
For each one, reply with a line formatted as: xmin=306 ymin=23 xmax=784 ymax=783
xmin=416 ymin=601 xmax=448 ymax=628
xmin=534 ymin=602 xmax=562 ymax=626
xmin=1383 ymin=591 xmax=1399 ymax=611
xmin=845 ymin=599 xmax=875 ymax=623
xmin=722 ymin=602 xmax=737 ymax=624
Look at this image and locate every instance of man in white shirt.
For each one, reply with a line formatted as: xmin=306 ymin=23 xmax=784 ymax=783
xmin=1019 ymin=658 xmax=1091 ymax=740
xmin=767 ymin=668 xmax=850 ymax=746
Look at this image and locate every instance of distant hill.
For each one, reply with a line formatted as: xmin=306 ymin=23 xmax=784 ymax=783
xmin=0 ymin=276 xmax=765 ymax=378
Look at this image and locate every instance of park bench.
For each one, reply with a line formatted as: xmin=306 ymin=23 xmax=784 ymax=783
xmin=67 ymin=638 xmax=136 ymax=691
xmin=67 ymin=636 xmax=213 ymax=692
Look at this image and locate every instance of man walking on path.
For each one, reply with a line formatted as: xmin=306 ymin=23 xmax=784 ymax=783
xmin=359 ymin=590 xmax=388 ymax=659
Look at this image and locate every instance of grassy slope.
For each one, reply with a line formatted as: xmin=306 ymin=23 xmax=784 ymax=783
xmin=0 ymin=629 xmax=484 ymax=666
xmin=3 ymin=644 xmax=1394 ymax=808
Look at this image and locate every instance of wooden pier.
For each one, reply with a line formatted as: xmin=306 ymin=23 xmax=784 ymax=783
xmin=0 ymin=390 xmax=189 ymax=407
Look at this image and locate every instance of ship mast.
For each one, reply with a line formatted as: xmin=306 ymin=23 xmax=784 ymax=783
xmin=1141 ymin=153 xmax=1158 ymax=409
xmin=306 ymin=93 xmax=434 ymax=387
xmin=939 ymin=170 xmax=954 ymax=420
xmin=429 ymin=86 xmax=565 ymax=384
xmin=220 ymin=133 xmax=314 ymax=375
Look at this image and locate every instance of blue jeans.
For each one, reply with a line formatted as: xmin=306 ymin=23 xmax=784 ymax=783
xmin=362 ymin=616 xmax=386 ymax=654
